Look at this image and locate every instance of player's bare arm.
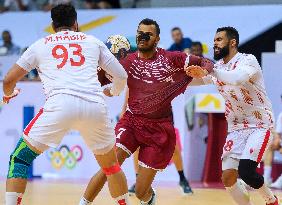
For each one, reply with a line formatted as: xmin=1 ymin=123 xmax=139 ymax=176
xmin=2 ymin=64 xmax=27 ymax=103
xmin=98 ymin=43 xmax=128 ymax=97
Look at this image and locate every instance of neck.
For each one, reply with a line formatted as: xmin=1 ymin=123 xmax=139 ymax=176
xmin=56 ymin=27 xmax=74 ymax=32
xmin=223 ymin=49 xmax=238 ymax=64
xmin=138 ymin=49 xmax=156 ymax=59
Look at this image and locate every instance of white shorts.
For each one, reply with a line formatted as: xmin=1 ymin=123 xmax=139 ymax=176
xmin=23 ymin=94 xmax=116 ymax=155
xmin=222 ymin=128 xmax=272 ymax=170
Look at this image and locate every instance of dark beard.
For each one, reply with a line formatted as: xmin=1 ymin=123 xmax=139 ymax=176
xmin=138 ymin=43 xmax=155 ymax=52
xmin=214 ymin=45 xmax=229 ymax=61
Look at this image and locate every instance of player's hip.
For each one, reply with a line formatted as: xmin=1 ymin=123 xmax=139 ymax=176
xmin=227 ymin=122 xmax=274 ymax=133
xmin=46 ymin=88 xmax=106 ymax=105
xmin=116 ymin=111 xmax=176 ymax=148
xmin=44 ymin=93 xmax=110 ymax=122
xmin=222 ymin=127 xmax=273 ymax=162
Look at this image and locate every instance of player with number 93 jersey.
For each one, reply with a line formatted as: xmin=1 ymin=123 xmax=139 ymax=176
xmin=3 ymin=4 xmax=132 ymax=205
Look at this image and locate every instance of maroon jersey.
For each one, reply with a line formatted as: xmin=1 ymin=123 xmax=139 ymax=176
xmin=121 ymin=48 xmax=210 ymax=118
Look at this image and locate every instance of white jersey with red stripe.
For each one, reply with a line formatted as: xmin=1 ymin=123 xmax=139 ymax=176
xmin=16 ymin=30 xmax=118 ymax=103
xmin=203 ymin=52 xmax=274 ymax=132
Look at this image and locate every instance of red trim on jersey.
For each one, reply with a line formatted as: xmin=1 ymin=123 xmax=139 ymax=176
xmin=23 ymin=108 xmax=44 ymax=136
xmin=257 ymin=129 xmax=271 ymax=163
xmin=102 ymin=163 xmax=121 ymax=176
xmin=117 ymin=199 xmax=127 ymax=205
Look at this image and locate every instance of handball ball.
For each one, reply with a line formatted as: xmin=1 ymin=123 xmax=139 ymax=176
xmin=106 ymin=35 xmax=131 ymax=59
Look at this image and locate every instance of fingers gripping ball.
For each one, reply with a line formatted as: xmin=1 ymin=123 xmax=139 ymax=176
xmin=98 ymin=35 xmax=130 ymax=86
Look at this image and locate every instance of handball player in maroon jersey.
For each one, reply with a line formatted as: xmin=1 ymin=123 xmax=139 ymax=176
xmin=79 ymin=18 xmax=213 ymax=205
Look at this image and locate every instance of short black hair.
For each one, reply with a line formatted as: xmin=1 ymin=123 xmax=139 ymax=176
xmin=2 ymin=30 xmax=10 ymax=34
xmin=51 ymin=4 xmax=77 ymax=29
xmin=191 ymin=41 xmax=203 ymax=48
xmin=216 ymin=26 xmax=239 ymax=47
xmin=138 ymin=18 xmax=160 ymax=36
xmin=171 ymin=27 xmax=181 ymax=32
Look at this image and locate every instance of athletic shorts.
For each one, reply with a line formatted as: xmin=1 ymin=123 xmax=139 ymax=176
xmin=23 ymin=94 xmax=116 ymax=155
xmin=115 ymin=111 xmax=176 ymax=170
xmin=222 ymin=128 xmax=272 ymax=170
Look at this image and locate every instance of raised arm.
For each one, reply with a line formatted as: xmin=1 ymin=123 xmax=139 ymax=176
xmin=98 ymin=42 xmax=128 ymax=96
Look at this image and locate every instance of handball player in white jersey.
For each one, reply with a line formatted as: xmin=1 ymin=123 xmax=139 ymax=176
xmin=186 ymin=27 xmax=279 ymax=205
xmin=2 ymin=4 xmax=131 ymax=205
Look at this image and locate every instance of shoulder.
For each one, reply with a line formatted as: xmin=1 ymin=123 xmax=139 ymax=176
xmin=120 ymin=52 xmax=137 ymax=67
xmin=168 ymin=43 xmax=176 ymax=50
xmin=241 ymin=53 xmax=256 ymax=60
xmin=161 ymin=48 xmax=186 ymax=58
xmin=183 ymin=37 xmax=192 ymax=42
xmin=239 ymin=53 xmax=261 ymax=70
xmin=84 ymin=34 xmax=104 ymax=46
xmin=240 ymin=53 xmax=258 ymax=63
xmin=25 ymin=38 xmax=45 ymax=52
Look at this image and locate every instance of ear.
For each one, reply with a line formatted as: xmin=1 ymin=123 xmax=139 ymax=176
xmin=74 ymin=21 xmax=79 ymax=32
xmin=156 ymin=36 xmax=160 ymax=44
xmin=51 ymin=22 xmax=56 ymax=33
xmin=230 ymin=39 xmax=237 ymax=47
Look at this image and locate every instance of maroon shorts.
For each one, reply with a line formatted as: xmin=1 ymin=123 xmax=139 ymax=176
xmin=115 ymin=111 xmax=176 ymax=170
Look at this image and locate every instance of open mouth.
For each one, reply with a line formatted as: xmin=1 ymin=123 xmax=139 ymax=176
xmin=138 ymin=40 xmax=147 ymax=46
xmin=214 ymin=47 xmax=220 ymax=53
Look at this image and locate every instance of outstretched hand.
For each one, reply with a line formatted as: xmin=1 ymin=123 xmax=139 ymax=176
xmin=185 ymin=65 xmax=209 ymax=78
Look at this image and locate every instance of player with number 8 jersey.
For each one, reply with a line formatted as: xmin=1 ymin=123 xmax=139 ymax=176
xmin=3 ymin=4 xmax=132 ymax=205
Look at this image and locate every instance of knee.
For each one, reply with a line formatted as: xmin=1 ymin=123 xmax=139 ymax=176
xmin=238 ymin=159 xmax=263 ymax=189
xmin=8 ymin=138 xmax=39 ymax=179
xmin=221 ymin=170 xmax=238 ymax=187
xmin=116 ymin=148 xmax=130 ymax=165
xmin=238 ymin=160 xmax=255 ymax=180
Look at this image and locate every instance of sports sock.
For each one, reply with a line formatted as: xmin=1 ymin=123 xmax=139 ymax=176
xmin=140 ymin=190 xmax=155 ymax=205
xmin=178 ymin=170 xmax=186 ymax=182
xmin=226 ymin=181 xmax=253 ymax=205
xmin=114 ymin=193 xmax=130 ymax=205
xmin=257 ymin=183 xmax=276 ymax=204
xmin=264 ymin=166 xmax=272 ymax=180
xmin=79 ymin=197 xmax=92 ymax=205
xmin=5 ymin=192 xmax=23 ymax=205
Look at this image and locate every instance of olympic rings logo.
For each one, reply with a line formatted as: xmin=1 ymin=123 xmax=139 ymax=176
xmin=46 ymin=145 xmax=83 ymax=170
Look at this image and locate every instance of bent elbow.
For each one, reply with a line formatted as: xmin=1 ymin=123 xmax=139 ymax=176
xmin=120 ymin=69 xmax=128 ymax=80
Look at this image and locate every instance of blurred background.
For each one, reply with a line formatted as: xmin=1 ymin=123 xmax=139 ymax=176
xmin=0 ymin=0 xmax=282 ymax=196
